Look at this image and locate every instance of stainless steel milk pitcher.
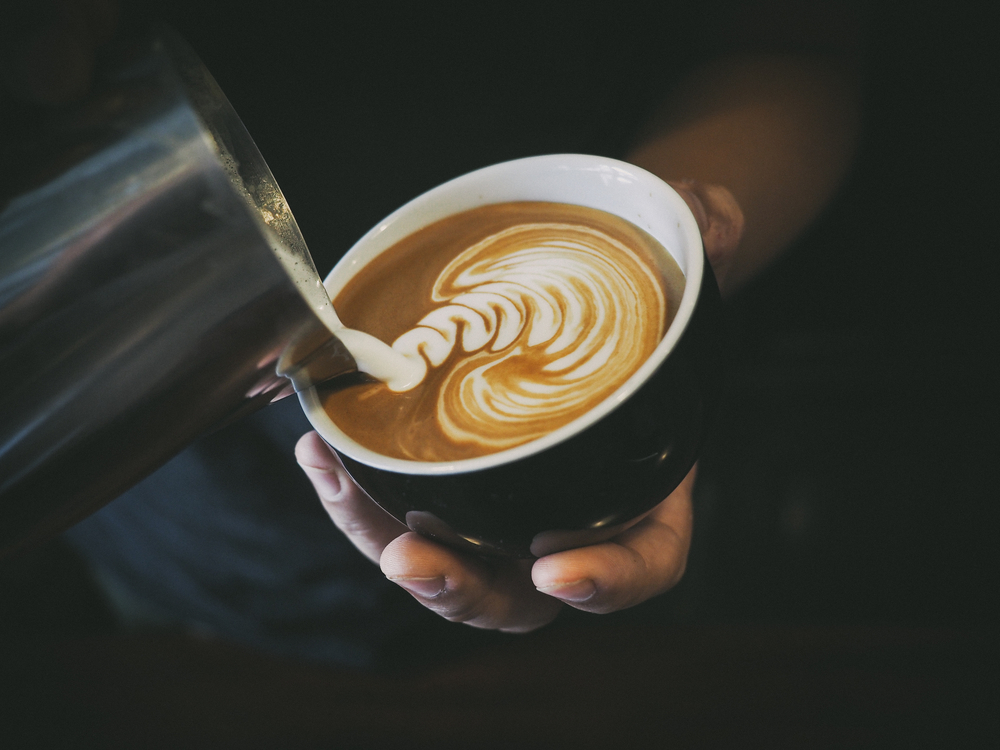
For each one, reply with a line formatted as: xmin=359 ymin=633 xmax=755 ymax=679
xmin=0 ymin=29 xmax=353 ymax=558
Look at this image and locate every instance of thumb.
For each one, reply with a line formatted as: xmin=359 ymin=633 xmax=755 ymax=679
xmin=667 ymin=179 xmax=744 ymax=295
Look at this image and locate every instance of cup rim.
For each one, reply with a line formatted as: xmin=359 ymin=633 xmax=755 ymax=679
xmin=299 ymin=154 xmax=704 ymax=476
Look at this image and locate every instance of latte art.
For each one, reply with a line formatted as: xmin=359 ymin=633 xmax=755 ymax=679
xmin=390 ymin=223 xmax=666 ymax=451
xmin=322 ymin=202 xmax=683 ymax=462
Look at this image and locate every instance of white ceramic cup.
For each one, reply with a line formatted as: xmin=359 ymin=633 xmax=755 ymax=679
xmin=299 ymin=154 xmax=724 ymax=557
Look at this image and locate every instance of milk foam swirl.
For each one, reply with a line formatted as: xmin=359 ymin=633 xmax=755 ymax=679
xmin=390 ymin=222 xmax=666 ymax=452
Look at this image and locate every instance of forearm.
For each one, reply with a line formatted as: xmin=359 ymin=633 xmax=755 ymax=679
xmin=627 ymin=54 xmax=861 ymax=296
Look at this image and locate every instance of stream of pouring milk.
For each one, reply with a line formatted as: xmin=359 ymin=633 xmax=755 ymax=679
xmin=329 ymin=320 xmax=426 ymax=392
xmin=307 ymin=277 xmax=425 ymax=392
xmin=266 ymin=229 xmax=424 ymax=392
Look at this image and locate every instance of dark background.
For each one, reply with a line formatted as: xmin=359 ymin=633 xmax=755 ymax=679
xmin=1 ymin=1 xmax=996 ymax=746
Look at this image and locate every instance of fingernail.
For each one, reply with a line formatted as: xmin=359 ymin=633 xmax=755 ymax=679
xmin=537 ymin=579 xmax=597 ymax=603
xmin=389 ymin=576 xmax=445 ymax=599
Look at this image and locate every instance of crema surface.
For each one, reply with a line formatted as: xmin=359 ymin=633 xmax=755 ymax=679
xmin=323 ymin=202 xmax=684 ymax=461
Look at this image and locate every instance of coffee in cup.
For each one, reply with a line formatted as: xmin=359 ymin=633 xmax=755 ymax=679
xmin=321 ymin=200 xmax=686 ymax=462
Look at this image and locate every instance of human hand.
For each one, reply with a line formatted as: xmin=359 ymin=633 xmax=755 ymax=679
xmin=297 ymin=431 xmax=696 ymax=633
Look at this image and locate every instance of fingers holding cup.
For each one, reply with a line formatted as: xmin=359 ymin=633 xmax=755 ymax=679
xmin=532 ymin=465 xmax=695 ymax=614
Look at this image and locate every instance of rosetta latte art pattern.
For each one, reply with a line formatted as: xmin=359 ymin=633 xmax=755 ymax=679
xmin=390 ymin=223 xmax=667 ymax=453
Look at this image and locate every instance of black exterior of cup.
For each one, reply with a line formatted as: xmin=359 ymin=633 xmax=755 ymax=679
xmin=335 ymin=258 xmax=726 ymax=558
